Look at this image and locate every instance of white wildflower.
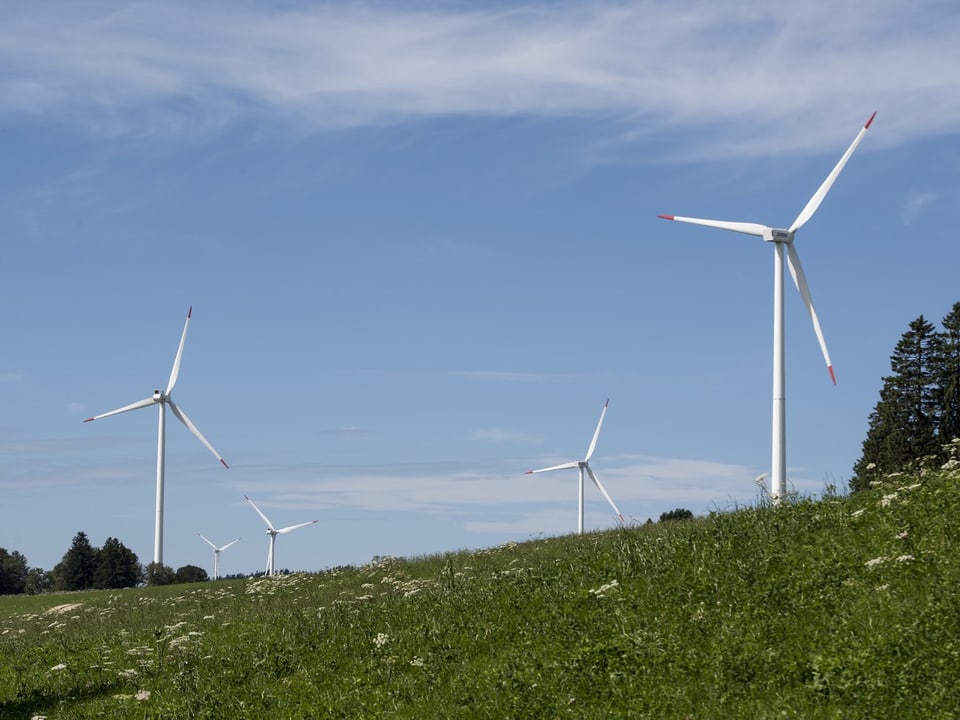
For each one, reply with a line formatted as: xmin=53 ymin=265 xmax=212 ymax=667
xmin=135 ymin=690 xmax=151 ymax=701
xmin=589 ymin=580 xmax=620 ymax=598
xmin=880 ymin=493 xmax=898 ymax=507
xmin=865 ymin=557 xmax=886 ymax=568
xmin=49 ymin=663 xmax=67 ymax=672
xmin=373 ymin=632 xmax=389 ymax=649
xmin=851 ymin=509 xmax=866 ymax=518
xmin=896 ymin=554 xmax=915 ymax=563
xmin=410 ymin=657 xmax=425 ymax=667
xmin=896 ymin=531 xmax=909 ymax=539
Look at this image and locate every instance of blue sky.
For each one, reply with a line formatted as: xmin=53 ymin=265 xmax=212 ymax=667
xmin=2 ymin=0 xmax=959 ymax=577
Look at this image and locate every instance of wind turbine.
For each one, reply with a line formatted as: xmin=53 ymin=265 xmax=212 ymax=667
xmin=526 ymin=399 xmax=626 ymax=535
xmin=658 ymin=112 xmax=875 ymax=501
xmin=197 ymin=534 xmax=240 ymax=580
xmin=244 ymin=495 xmax=317 ymax=576
xmin=84 ymin=306 xmax=229 ymax=565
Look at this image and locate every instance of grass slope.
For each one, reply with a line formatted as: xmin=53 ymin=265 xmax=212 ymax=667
xmin=2 ymin=470 xmax=960 ymax=719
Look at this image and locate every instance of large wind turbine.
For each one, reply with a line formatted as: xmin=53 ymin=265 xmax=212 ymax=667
xmin=658 ymin=112 xmax=875 ymax=501
xmin=526 ymin=399 xmax=626 ymax=535
xmin=197 ymin=534 xmax=240 ymax=580
xmin=84 ymin=307 xmax=229 ymax=565
xmin=244 ymin=495 xmax=317 ymax=576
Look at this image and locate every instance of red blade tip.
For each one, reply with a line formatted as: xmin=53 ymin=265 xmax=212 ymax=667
xmin=828 ymin=366 xmax=837 ymax=385
xmin=83 ymin=417 xmax=94 ymax=423
xmin=220 ymin=459 xmax=229 ymax=468
xmin=657 ymin=214 xmax=675 ymax=221
xmin=525 ymin=470 xmax=534 ymax=475
xmin=865 ymin=112 xmax=876 ymax=130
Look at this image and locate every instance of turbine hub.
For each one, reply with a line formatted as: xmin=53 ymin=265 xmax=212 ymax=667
xmin=765 ymin=228 xmax=793 ymax=244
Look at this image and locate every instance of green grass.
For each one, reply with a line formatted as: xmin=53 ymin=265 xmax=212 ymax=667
xmin=3 ymin=469 xmax=960 ymax=718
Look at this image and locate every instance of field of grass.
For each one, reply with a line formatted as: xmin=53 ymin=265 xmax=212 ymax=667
xmin=3 ymin=468 xmax=960 ymax=718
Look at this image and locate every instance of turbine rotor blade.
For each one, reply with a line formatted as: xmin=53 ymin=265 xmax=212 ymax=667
xmin=166 ymin=306 xmax=192 ymax=394
xmin=786 ymin=244 xmax=835 ymax=384
xmin=658 ymin=215 xmax=770 ymax=238
xmin=168 ymin=399 xmax=229 ymax=467
xmin=221 ymin=538 xmax=240 ymax=551
xmin=789 ymin=112 xmax=876 ymax=233
xmin=245 ymin=495 xmax=275 ymax=531
xmin=585 ymin=399 xmax=609 ymax=462
xmin=197 ymin=533 xmax=217 ymax=550
xmin=277 ymin=519 xmax=318 ymax=534
xmin=83 ymin=396 xmax=156 ymax=422
xmin=526 ymin=460 xmax=580 ymax=474
xmin=585 ymin=465 xmax=625 ymax=523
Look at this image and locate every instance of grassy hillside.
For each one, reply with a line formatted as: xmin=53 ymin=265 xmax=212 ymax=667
xmin=2 ymin=469 xmax=959 ymax=719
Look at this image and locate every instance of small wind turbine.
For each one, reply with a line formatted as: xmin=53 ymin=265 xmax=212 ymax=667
xmin=526 ymin=399 xmax=625 ymax=535
xmin=85 ymin=307 xmax=228 ymax=566
xmin=244 ymin=495 xmax=317 ymax=576
xmin=658 ymin=112 xmax=875 ymax=501
xmin=197 ymin=534 xmax=240 ymax=580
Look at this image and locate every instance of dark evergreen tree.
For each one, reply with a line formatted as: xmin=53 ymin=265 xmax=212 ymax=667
xmin=0 ymin=548 xmax=29 ymax=595
xmin=174 ymin=565 xmax=209 ymax=584
xmin=659 ymin=508 xmax=694 ymax=522
xmin=145 ymin=562 xmax=176 ymax=586
xmin=51 ymin=532 xmax=99 ymax=591
xmin=93 ymin=537 xmax=142 ymax=589
xmin=937 ymin=302 xmax=960 ymax=446
xmin=852 ymin=314 xmax=947 ymax=491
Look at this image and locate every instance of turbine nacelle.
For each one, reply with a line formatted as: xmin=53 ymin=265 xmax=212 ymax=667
xmin=765 ymin=228 xmax=794 ymax=243
xmin=153 ymin=389 xmax=165 ymax=402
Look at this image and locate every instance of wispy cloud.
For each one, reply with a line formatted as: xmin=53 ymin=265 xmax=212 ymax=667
xmin=900 ymin=191 xmax=940 ymax=225
xmin=1 ymin=1 xmax=957 ymax=156
xmin=471 ymin=428 xmax=544 ymax=444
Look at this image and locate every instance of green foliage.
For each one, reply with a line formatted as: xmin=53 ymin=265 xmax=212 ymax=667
xmin=174 ymin=565 xmax=209 ymax=584
xmin=145 ymin=562 xmax=176 ymax=586
xmin=658 ymin=508 xmax=693 ymax=522
xmin=3 ymin=472 xmax=960 ymax=717
xmin=51 ymin=532 xmax=98 ymax=592
xmin=93 ymin=538 xmax=142 ymax=590
xmin=852 ymin=304 xmax=960 ymax=491
xmin=0 ymin=549 xmax=28 ymax=595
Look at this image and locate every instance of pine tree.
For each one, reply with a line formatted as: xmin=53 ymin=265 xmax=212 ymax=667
xmin=851 ymin=315 xmax=941 ymax=491
xmin=937 ymin=302 xmax=960 ymax=446
xmin=52 ymin=532 xmax=99 ymax=591
xmin=93 ymin=537 xmax=142 ymax=589
xmin=0 ymin=548 xmax=29 ymax=595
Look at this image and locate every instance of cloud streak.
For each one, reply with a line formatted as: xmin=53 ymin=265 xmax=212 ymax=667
xmin=1 ymin=1 xmax=957 ymax=157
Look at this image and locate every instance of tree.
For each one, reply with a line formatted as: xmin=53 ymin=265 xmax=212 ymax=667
xmin=174 ymin=565 xmax=209 ymax=584
xmin=0 ymin=548 xmax=29 ymax=595
xmin=51 ymin=532 xmax=99 ymax=591
xmin=145 ymin=562 xmax=176 ymax=586
xmin=659 ymin=508 xmax=693 ymax=523
xmin=852 ymin=309 xmax=958 ymax=491
xmin=93 ymin=537 xmax=142 ymax=589
xmin=24 ymin=567 xmax=51 ymax=595
xmin=936 ymin=302 xmax=960 ymax=445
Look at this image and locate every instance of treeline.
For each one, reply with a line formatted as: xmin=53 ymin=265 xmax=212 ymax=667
xmin=0 ymin=531 xmax=214 ymax=595
xmin=851 ymin=301 xmax=960 ymax=491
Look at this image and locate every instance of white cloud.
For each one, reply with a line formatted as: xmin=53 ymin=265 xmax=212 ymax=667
xmin=1 ymin=1 xmax=957 ymax=156
xmin=900 ymin=191 xmax=940 ymax=225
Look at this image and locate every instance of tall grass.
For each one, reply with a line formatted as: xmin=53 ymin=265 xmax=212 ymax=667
xmin=3 ymin=469 xmax=959 ymax=718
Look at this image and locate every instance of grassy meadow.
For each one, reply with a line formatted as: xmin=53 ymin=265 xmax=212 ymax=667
xmin=3 ymin=469 xmax=960 ymax=719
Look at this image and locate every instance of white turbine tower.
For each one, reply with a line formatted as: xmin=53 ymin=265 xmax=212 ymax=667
xmin=526 ymin=399 xmax=626 ymax=535
xmin=84 ymin=306 xmax=229 ymax=565
xmin=658 ymin=112 xmax=875 ymax=501
xmin=244 ymin=495 xmax=317 ymax=576
xmin=197 ymin=534 xmax=240 ymax=580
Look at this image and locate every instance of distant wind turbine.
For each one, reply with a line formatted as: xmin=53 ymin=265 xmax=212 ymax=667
xmin=527 ymin=399 xmax=625 ymax=535
xmin=244 ymin=495 xmax=317 ymax=576
xmin=658 ymin=112 xmax=875 ymax=501
xmin=84 ymin=307 xmax=229 ymax=565
xmin=197 ymin=534 xmax=240 ymax=580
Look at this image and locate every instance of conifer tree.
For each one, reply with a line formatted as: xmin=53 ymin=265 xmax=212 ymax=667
xmin=852 ymin=311 xmax=955 ymax=491
xmin=51 ymin=531 xmax=98 ymax=591
xmin=937 ymin=302 xmax=960 ymax=445
xmin=93 ymin=537 xmax=142 ymax=589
